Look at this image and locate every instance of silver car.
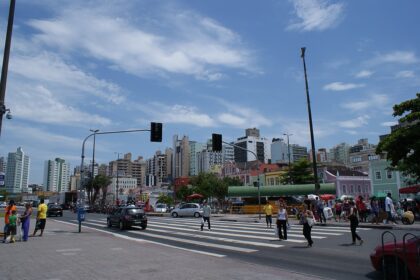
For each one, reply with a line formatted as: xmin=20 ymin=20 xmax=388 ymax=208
xmin=171 ymin=203 xmax=203 ymax=218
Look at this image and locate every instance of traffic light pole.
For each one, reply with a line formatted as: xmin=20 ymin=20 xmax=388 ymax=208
xmin=221 ymin=141 xmax=262 ymax=221
xmin=78 ymin=124 xmax=162 ymax=232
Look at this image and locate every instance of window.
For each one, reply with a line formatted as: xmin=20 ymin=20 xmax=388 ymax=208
xmin=375 ymin=171 xmax=381 ymax=180
xmin=350 ymin=185 xmax=354 ymax=193
xmin=275 ymin=178 xmax=280 ymax=185
xmin=358 ymin=185 xmax=361 ymax=193
xmin=387 ymin=170 xmax=393 ymax=179
xmin=342 ymin=185 xmax=346 ymax=194
xmin=368 ymin=154 xmax=379 ymax=161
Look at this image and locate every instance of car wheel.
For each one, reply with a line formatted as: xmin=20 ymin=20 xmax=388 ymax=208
xmin=194 ymin=212 xmax=200 ymax=218
xmin=119 ymin=221 xmax=125 ymax=230
xmin=172 ymin=212 xmax=178 ymax=218
xmin=107 ymin=219 xmax=112 ymax=228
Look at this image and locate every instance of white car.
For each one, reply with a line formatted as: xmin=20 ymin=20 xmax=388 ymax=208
xmin=155 ymin=203 xmax=168 ymax=213
xmin=0 ymin=202 xmax=7 ymax=208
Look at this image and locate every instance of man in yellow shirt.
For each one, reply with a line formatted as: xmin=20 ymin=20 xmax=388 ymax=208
xmin=263 ymin=201 xmax=273 ymax=228
xmin=32 ymin=198 xmax=48 ymax=237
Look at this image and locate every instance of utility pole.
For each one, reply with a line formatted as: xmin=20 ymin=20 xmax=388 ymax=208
xmin=283 ymin=133 xmax=293 ymax=184
xmin=90 ymin=129 xmax=99 ymax=204
xmin=0 ymin=0 xmax=16 ymax=137
xmin=115 ymin=152 xmax=121 ymax=206
xmin=301 ymin=47 xmax=320 ymax=194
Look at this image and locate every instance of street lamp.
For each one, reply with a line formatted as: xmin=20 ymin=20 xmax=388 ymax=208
xmin=300 ymin=47 xmax=320 ymax=193
xmin=0 ymin=0 xmax=16 ymax=137
xmin=283 ymin=133 xmax=293 ymax=184
xmin=114 ymin=152 xmax=122 ymax=206
xmin=90 ymin=129 xmax=99 ymax=203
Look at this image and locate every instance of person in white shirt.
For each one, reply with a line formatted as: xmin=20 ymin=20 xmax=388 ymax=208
xmin=385 ymin=193 xmax=397 ymax=224
xmin=276 ymin=201 xmax=288 ymax=240
xmin=200 ymin=201 xmax=211 ymax=231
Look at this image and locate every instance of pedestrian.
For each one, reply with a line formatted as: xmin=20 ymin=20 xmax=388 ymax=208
xmin=342 ymin=199 xmax=350 ymax=221
xmin=6 ymin=210 xmax=18 ymax=243
xmin=200 ymin=201 xmax=211 ymax=231
xmin=301 ymin=205 xmax=314 ymax=247
xmin=334 ymin=200 xmax=342 ymax=222
xmin=2 ymin=200 xmax=17 ymax=243
xmin=276 ymin=202 xmax=288 ymax=240
xmin=263 ymin=201 xmax=273 ymax=228
xmin=385 ymin=193 xmax=397 ymax=225
xmin=370 ymin=197 xmax=380 ymax=225
xmin=20 ymin=203 xmax=33 ymax=241
xmin=32 ymin=198 xmax=48 ymax=237
xmin=402 ymin=198 xmax=409 ymax=212
xmin=316 ymin=197 xmax=326 ymax=224
xmin=356 ymin=196 xmax=367 ymax=223
xmin=348 ymin=201 xmax=363 ymax=245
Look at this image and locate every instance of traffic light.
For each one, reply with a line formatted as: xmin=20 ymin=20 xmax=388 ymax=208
xmin=212 ymin=133 xmax=222 ymax=152
xmin=150 ymin=122 xmax=162 ymax=142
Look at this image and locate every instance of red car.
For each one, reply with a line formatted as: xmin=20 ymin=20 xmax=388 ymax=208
xmin=370 ymin=235 xmax=420 ymax=279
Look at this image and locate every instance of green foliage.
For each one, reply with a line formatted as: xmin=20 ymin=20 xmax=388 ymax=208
xmin=157 ymin=194 xmax=174 ymax=205
xmin=376 ymin=93 xmax=420 ymax=182
xmin=175 ymin=186 xmax=193 ymax=201
xmin=280 ymin=158 xmax=315 ymax=184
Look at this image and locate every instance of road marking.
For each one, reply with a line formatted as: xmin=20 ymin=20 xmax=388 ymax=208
xmin=56 ymin=219 xmax=225 ymax=258
xmin=56 ymin=248 xmax=82 ymax=252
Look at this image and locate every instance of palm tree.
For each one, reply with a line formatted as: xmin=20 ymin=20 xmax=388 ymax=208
xmin=91 ymin=175 xmax=112 ymax=205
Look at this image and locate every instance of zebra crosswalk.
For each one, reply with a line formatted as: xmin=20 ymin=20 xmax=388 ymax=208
xmin=64 ymin=216 xmax=371 ymax=257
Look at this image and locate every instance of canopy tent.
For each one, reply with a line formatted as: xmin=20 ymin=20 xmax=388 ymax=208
xmin=320 ymin=194 xmax=336 ymax=201
xmin=399 ymin=185 xmax=420 ymax=194
xmin=228 ymin=183 xmax=335 ymax=198
xmin=186 ymin=193 xmax=204 ymax=200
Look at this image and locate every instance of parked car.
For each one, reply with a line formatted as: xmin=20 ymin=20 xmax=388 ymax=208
xmin=0 ymin=201 xmax=7 ymax=208
xmin=170 ymin=203 xmax=203 ymax=218
xmin=155 ymin=203 xmax=168 ymax=213
xmin=47 ymin=204 xmax=63 ymax=217
xmin=107 ymin=206 xmax=147 ymax=230
xmin=370 ymin=235 xmax=420 ymax=279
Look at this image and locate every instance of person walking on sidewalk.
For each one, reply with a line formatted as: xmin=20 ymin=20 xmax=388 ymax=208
xmin=385 ymin=193 xmax=397 ymax=225
xmin=316 ymin=197 xmax=326 ymax=224
xmin=20 ymin=203 xmax=33 ymax=241
xmin=2 ymin=200 xmax=16 ymax=243
xmin=370 ymin=197 xmax=380 ymax=225
xmin=200 ymin=201 xmax=211 ymax=231
xmin=348 ymin=201 xmax=363 ymax=245
xmin=301 ymin=205 xmax=314 ymax=247
xmin=263 ymin=201 xmax=273 ymax=228
xmin=32 ymin=198 xmax=48 ymax=237
xmin=276 ymin=202 xmax=288 ymax=240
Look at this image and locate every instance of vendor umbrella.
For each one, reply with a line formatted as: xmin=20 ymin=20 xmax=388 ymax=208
xmin=186 ymin=193 xmax=204 ymax=200
xmin=320 ymin=194 xmax=335 ymax=201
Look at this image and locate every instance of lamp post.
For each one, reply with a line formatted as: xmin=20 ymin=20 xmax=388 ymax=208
xmin=0 ymin=0 xmax=16 ymax=137
xmin=90 ymin=129 xmax=99 ymax=203
xmin=114 ymin=152 xmax=122 ymax=206
xmin=283 ymin=133 xmax=293 ymax=184
xmin=300 ymin=47 xmax=320 ymax=194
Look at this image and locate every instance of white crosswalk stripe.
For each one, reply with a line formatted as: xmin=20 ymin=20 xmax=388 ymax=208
xmin=67 ymin=216 xmax=370 ymax=256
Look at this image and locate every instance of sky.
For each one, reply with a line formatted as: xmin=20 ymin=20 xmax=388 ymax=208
xmin=0 ymin=0 xmax=419 ymax=184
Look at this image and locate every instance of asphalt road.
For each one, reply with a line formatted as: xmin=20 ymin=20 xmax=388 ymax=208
xmin=49 ymin=210 xmax=419 ymax=280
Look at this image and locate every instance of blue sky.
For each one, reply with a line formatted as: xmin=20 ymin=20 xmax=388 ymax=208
xmin=0 ymin=0 xmax=419 ymax=184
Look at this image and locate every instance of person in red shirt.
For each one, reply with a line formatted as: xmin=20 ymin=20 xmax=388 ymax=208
xmin=356 ymin=196 xmax=367 ymax=223
xmin=2 ymin=200 xmax=17 ymax=243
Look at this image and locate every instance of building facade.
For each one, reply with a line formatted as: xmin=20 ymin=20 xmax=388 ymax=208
xmin=173 ymin=135 xmax=190 ymax=178
xmin=43 ymin=158 xmax=71 ymax=192
xmin=234 ymin=128 xmax=271 ymax=164
xmin=4 ymin=147 xmax=30 ymax=194
xmin=369 ymin=159 xmax=409 ymax=198
xmin=189 ymin=141 xmax=206 ymax=176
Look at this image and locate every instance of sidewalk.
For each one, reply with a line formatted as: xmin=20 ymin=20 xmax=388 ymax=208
xmin=0 ymin=218 xmax=323 ymax=280
xmin=211 ymin=213 xmax=420 ymax=231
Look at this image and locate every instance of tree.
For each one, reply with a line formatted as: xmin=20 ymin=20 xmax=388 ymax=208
xmin=157 ymin=194 xmax=174 ymax=206
xmin=280 ymin=158 xmax=314 ymax=184
xmin=175 ymin=186 xmax=193 ymax=201
xmin=90 ymin=174 xmax=112 ymax=205
xmin=376 ymin=93 xmax=420 ymax=182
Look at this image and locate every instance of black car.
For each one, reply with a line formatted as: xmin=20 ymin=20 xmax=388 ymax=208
xmin=47 ymin=204 xmax=63 ymax=217
xmin=107 ymin=206 xmax=147 ymax=230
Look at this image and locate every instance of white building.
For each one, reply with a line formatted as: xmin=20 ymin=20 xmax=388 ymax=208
xmin=43 ymin=158 xmax=71 ymax=192
xmin=197 ymin=150 xmax=223 ymax=173
xmin=109 ymin=176 xmax=137 ymax=195
xmin=189 ymin=141 xmax=206 ymax=176
xmin=234 ymin=128 xmax=271 ymax=164
xmin=5 ymin=147 xmax=30 ymax=193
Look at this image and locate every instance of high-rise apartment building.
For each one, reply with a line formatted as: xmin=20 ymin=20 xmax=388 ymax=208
xmin=173 ymin=135 xmax=190 ymax=178
xmin=146 ymin=151 xmax=168 ymax=187
xmin=109 ymin=153 xmax=146 ymax=188
xmin=234 ymin=128 xmax=271 ymax=164
xmin=5 ymin=147 xmax=30 ymax=193
xmin=43 ymin=158 xmax=71 ymax=192
xmin=197 ymin=150 xmax=223 ymax=173
xmin=349 ymin=139 xmax=380 ymax=173
xmin=189 ymin=141 xmax=206 ymax=176
xmin=329 ymin=143 xmax=350 ymax=165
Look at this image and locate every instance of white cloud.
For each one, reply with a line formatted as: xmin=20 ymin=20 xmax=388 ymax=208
xmin=370 ymin=51 xmax=419 ymax=65
xmin=355 ymin=70 xmax=373 ymax=78
xmin=10 ymin=52 xmax=125 ymax=104
xmin=287 ymin=0 xmax=345 ymax=31
xmin=341 ymin=94 xmax=389 ymax=111
xmin=395 ymin=70 xmax=415 ymax=78
xmin=381 ymin=121 xmax=398 ymax=127
xmin=323 ymin=82 xmax=365 ymax=91
xmin=27 ymin=6 xmax=254 ymax=80
xmin=215 ymin=100 xmax=273 ymax=128
xmin=337 ymin=115 xmax=370 ymax=128
xmin=9 ymin=85 xmax=112 ymax=126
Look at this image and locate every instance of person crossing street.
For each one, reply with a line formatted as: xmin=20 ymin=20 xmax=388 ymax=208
xmin=263 ymin=201 xmax=273 ymax=228
xmin=201 ymin=201 xmax=211 ymax=231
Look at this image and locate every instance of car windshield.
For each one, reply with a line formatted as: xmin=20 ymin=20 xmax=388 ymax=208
xmin=127 ymin=208 xmax=143 ymax=214
xmin=50 ymin=205 xmax=61 ymax=209
xmin=156 ymin=204 xmax=165 ymax=208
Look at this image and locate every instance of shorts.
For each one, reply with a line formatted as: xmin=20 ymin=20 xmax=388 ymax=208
xmin=36 ymin=219 xmax=46 ymax=230
xmin=7 ymin=225 xmax=16 ymax=235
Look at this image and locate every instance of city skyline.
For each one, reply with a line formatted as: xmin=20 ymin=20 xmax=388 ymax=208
xmin=0 ymin=0 xmax=418 ymax=184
